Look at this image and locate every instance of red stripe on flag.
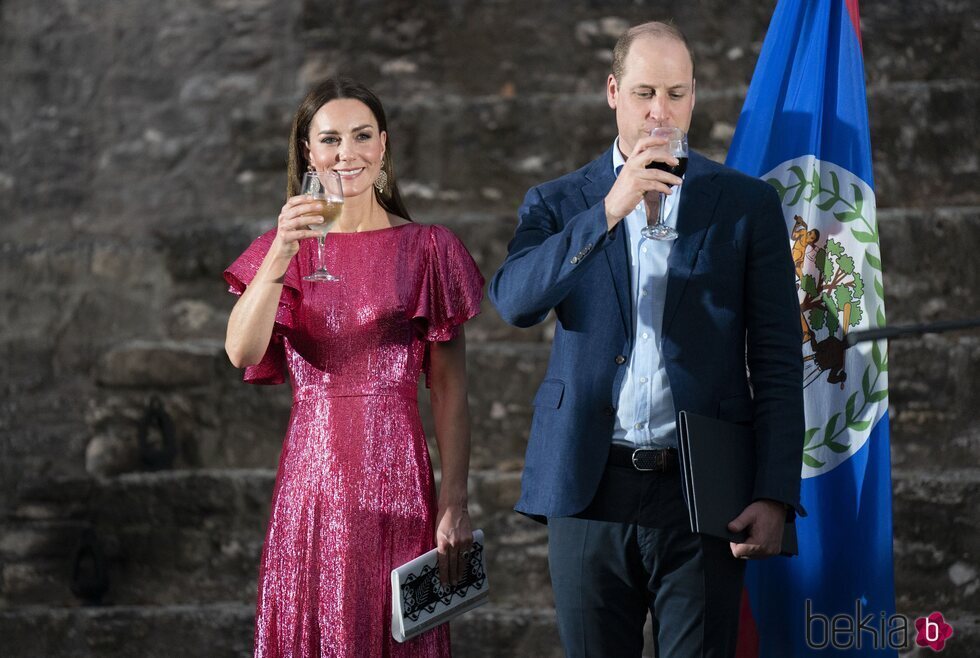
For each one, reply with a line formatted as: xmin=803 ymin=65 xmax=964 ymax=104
xmin=845 ymin=0 xmax=863 ymax=50
xmin=735 ymin=587 xmax=760 ymax=658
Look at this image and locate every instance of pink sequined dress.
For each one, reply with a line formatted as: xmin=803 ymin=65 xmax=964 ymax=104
xmin=224 ymin=223 xmax=484 ymax=657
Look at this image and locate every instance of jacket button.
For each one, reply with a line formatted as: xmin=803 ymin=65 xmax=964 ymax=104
xmin=603 ymin=405 xmax=615 ymax=416
xmin=615 ymin=355 xmax=626 ymax=364
xmin=570 ymin=256 xmax=580 ymax=264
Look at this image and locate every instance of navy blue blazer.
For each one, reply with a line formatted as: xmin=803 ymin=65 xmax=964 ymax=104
xmin=489 ymin=147 xmax=805 ymax=521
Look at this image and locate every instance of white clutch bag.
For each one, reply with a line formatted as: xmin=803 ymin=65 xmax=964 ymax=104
xmin=390 ymin=529 xmax=489 ymax=642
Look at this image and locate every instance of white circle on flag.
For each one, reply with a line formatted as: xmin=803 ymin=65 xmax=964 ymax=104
xmin=763 ymin=156 xmax=889 ymax=478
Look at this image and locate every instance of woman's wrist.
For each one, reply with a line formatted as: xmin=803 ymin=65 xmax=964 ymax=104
xmin=255 ymin=252 xmax=292 ymax=283
xmin=437 ymin=490 xmax=469 ymax=511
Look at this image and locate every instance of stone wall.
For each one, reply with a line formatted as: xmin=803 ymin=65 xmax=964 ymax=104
xmin=1 ymin=0 xmax=978 ymax=656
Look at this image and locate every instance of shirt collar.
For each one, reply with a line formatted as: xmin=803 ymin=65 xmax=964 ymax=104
xmin=612 ymin=137 xmax=627 ymax=175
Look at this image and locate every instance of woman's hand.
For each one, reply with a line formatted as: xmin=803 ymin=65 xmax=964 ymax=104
xmin=271 ymin=194 xmax=325 ymax=262
xmin=225 ymin=195 xmax=323 ymax=368
xmin=435 ymin=503 xmax=474 ymax=587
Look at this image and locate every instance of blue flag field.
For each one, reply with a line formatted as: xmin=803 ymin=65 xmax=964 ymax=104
xmin=726 ymin=0 xmax=897 ymax=655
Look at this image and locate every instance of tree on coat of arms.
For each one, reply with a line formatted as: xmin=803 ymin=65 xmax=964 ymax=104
xmin=795 ymin=219 xmax=866 ymax=388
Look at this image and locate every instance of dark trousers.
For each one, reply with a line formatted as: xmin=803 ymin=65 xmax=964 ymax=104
xmin=547 ymin=457 xmax=745 ymax=658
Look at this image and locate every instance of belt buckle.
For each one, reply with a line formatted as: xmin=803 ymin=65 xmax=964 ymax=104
xmin=631 ymin=448 xmax=661 ymax=472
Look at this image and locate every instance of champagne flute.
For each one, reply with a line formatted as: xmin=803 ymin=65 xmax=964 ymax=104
xmin=642 ymin=127 xmax=688 ymax=241
xmin=301 ymin=170 xmax=343 ymax=282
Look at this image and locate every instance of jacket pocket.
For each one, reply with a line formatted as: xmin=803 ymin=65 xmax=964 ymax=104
xmin=532 ymin=379 xmax=565 ymax=409
xmin=718 ymin=393 xmax=752 ymax=422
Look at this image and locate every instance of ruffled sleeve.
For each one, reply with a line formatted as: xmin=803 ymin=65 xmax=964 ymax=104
xmin=412 ymin=224 xmax=485 ymax=343
xmin=223 ymin=228 xmax=301 ymax=385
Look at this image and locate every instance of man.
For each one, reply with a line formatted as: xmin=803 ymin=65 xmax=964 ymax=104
xmin=489 ymin=21 xmax=805 ymax=658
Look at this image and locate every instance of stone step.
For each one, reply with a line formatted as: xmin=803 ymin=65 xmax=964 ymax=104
xmin=0 ymin=470 xmax=273 ymax=608
xmin=451 ymin=604 xmax=563 ymax=658
xmin=0 ymin=602 xmax=564 ymax=658
xmin=0 ymin=602 xmax=254 ymax=658
xmin=0 ymin=469 xmax=552 ymax=610
xmin=892 ymin=468 xmax=980 ymax=615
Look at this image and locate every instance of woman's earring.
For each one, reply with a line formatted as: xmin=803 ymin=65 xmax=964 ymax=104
xmin=374 ymin=168 xmax=389 ymax=194
xmin=307 ymin=163 xmax=316 ymax=173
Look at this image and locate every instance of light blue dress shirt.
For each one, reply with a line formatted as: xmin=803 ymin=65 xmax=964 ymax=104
xmin=611 ymin=138 xmax=684 ymax=449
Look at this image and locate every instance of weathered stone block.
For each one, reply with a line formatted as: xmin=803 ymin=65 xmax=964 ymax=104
xmin=420 ymin=343 xmax=551 ymax=471
xmin=888 ymin=335 xmax=980 ymax=470
xmin=0 ymin=560 xmax=75 ymax=608
xmin=96 ymin=339 xmax=224 ymax=388
xmin=893 ymin=468 xmax=980 ymax=612
xmin=451 ymin=605 xmax=562 ymax=658
xmin=0 ymin=522 xmax=89 ymax=561
xmin=869 ymin=81 xmax=979 ymax=208
xmin=0 ymin=603 xmax=254 ymax=658
xmin=86 ymin=470 xmax=273 ymax=605
xmin=166 ymin=299 xmax=229 ymax=340
xmin=878 ymin=206 xmax=980 ymax=325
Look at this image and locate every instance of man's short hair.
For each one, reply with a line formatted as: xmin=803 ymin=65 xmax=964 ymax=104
xmin=611 ymin=21 xmax=696 ymax=82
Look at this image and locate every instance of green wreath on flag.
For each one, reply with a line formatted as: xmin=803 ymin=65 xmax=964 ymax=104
xmin=767 ymin=165 xmax=888 ymax=469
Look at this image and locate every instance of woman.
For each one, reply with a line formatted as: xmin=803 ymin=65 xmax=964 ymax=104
xmin=224 ymin=78 xmax=483 ymax=657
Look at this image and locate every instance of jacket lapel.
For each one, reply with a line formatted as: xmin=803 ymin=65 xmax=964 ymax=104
xmin=662 ymin=151 xmax=721 ymax=334
xmin=581 ymin=147 xmax=631 ymax=341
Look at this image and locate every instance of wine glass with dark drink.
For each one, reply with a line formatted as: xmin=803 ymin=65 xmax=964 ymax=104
xmin=642 ymin=126 xmax=688 ymax=241
xmin=301 ymin=170 xmax=343 ymax=282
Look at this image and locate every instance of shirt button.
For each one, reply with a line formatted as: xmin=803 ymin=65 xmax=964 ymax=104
xmin=634 ymin=422 xmax=644 ymax=430
xmin=641 ymin=247 xmax=648 ymax=254
xmin=615 ymin=355 xmax=626 ymax=365
xmin=640 ymin=377 xmax=648 ymax=383
xmin=641 ymin=332 xmax=649 ymax=340
xmin=641 ymin=290 xmax=648 ymax=297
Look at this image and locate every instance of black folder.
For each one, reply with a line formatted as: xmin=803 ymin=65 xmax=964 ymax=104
xmin=677 ymin=410 xmax=798 ymax=556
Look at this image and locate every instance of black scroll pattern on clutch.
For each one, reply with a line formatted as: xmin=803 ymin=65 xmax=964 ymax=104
xmin=400 ymin=541 xmax=486 ymax=621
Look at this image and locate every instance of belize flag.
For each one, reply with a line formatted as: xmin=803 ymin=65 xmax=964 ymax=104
xmin=726 ymin=0 xmax=897 ymax=656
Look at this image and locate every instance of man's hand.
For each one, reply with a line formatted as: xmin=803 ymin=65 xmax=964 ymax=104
xmin=728 ymin=499 xmax=787 ymax=559
xmin=604 ymin=134 xmax=683 ymax=230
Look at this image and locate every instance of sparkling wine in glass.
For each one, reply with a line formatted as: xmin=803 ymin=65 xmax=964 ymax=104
xmin=642 ymin=127 xmax=688 ymax=241
xmin=302 ymin=170 xmax=343 ymax=282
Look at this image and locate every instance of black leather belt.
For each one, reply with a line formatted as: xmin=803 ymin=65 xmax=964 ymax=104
xmin=608 ymin=444 xmax=678 ymax=472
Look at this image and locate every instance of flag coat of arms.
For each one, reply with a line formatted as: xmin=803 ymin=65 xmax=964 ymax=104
xmin=726 ymin=0 xmax=896 ymax=655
